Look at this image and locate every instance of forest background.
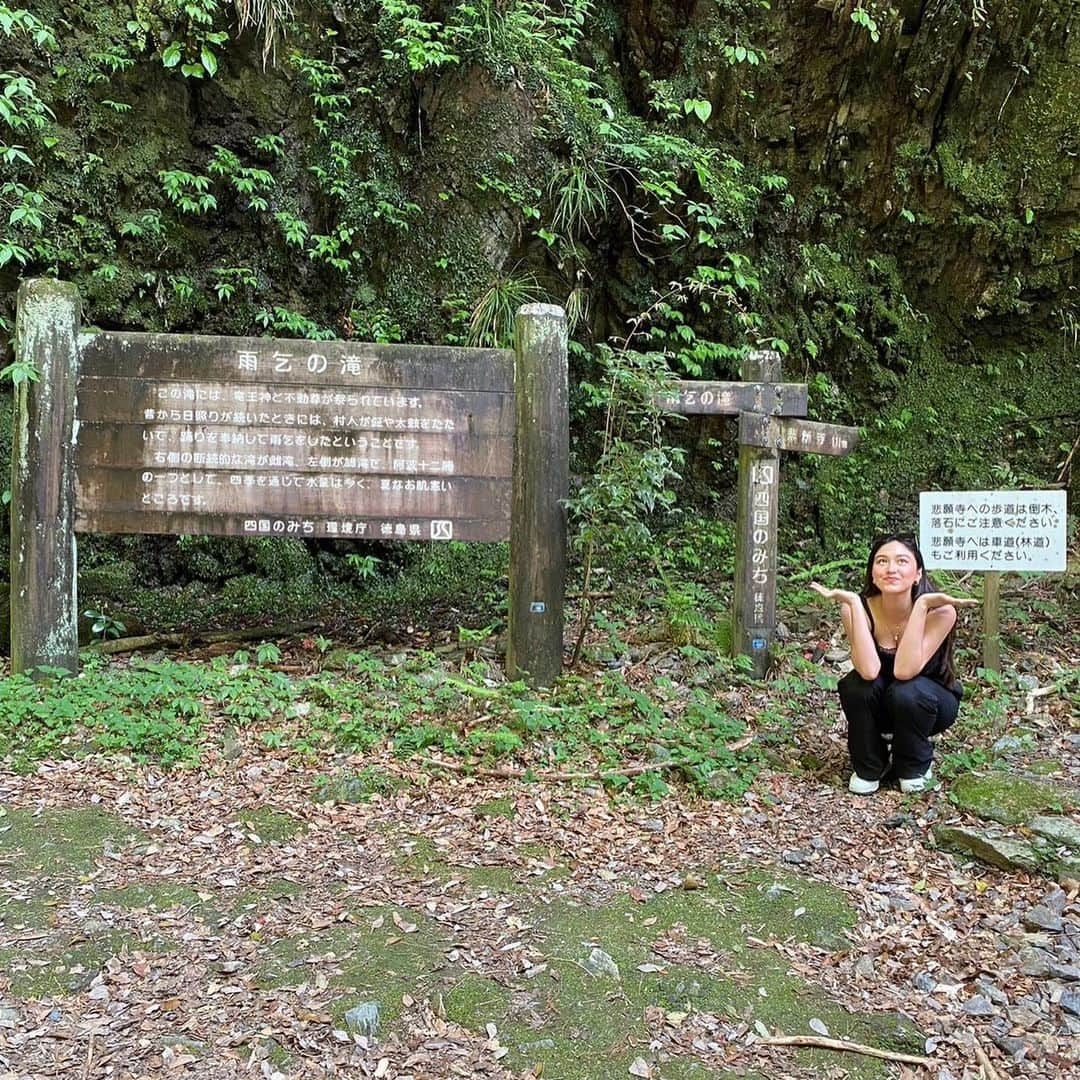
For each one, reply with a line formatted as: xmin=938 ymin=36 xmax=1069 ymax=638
xmin=0 ymin=0 xmax=1077 ymax=642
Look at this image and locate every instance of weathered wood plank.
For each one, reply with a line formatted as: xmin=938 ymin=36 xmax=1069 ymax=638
xmin=982 ymin=571 xmax=1001 ymax=673
xmin=75 ymin=423 xmax=514 ymax=478
xmin=508 ymin=304 xmax=569 ymax=688
xmin=75 ymin=466 xmax=511 ymax=521
xmin=732 ymin=353 xmax=782 ymax=677
xmin=80 ymin=331 xmax=514 ymax=392
xmin=76 ymin=377 xmax=513 ymax=435
xmin=657 ymin=380 xmax=808 ymax=416
xmin=11 ymin=280 xmax=80 ymax=674
xmin=76 ymin=509 xmax=510 ymax=542
xmin=738 ymin=414 xmax=860 ymax=456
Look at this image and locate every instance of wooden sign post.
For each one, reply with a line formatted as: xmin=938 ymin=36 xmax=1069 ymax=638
xmin=10 ymin=280 xmax=569 ymax=687
xmin=661 ymin=351 xmax=860 ymax=677
xmin=11 ymin=279 xmax=81 ymax=674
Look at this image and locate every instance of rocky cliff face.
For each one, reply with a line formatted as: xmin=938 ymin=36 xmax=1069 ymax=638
xmin=1 ymin=0 xmax=1076 ymax=564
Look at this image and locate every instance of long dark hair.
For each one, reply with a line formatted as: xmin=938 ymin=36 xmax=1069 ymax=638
xmin=861 ymin=533 xmax=957 ymax=683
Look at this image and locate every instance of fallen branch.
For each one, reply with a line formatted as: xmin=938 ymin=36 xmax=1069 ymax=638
xmin=87 ymin=620 xmax=323 ymax=655
xmin=974 ymin=1044 xmax=1003 ymax=1080
xmin=754 ymin=1034 xmax=935 ymax=1068
xmin=417 ymin=755 xmax=686 ymax=783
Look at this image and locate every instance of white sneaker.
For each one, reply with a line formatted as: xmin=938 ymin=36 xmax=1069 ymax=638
xmin=900 ymin=767 xmax=933 ymax=794
xmin=849 ymin=773 xmax=880 ymax=795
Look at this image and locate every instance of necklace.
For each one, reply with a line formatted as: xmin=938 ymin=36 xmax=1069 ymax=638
xmin=889 ymin=618 xmax=909 ymax=646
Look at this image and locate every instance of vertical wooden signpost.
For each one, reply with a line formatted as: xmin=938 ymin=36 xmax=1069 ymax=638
xmin=661 ymin=351 xmax=861 ymax=677
xmin=507 ymin=305 xmax=569 ymax=687
xmin=10 ymin=280 xmax=81 ymax=674
xmin=10 ymin=280 xmax=568 ymax=687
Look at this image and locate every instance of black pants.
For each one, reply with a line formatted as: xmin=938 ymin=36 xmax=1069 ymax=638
xmin=838 ymin=672 xmax=960 ymax=781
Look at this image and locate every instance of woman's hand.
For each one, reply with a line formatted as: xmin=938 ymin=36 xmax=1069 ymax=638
xmin=916 ymin=592 xmax=979 ymax=611
xmin=809 ymin=582 xmax=861 ymax=606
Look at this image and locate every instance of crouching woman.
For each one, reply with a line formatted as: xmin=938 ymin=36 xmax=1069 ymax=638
xmin=812 ymin=535 xmax=976 ymax=795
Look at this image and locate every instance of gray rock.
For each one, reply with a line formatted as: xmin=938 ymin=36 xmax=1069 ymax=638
xmin=1023 ymin=906 xmax=1065 ymax=934
xmin=781 ymin=850 xmax=812 ymax=865
xmin=518 ymin=1039 xmax=557 ymax=1053
xmin=992 ymin=1034 xmax=1031 ymax=1061
xmin=962 ymin=994 xmax=997 ymax=1017
xmin=883 ymin=813 xmax=911 ymax=829
xmin=1030 ymin=816 xmax=1080 ymax=850
xmin=1016 ymin=675 xmax=1039 ymax=691
xmin=933 ymin=825 xmax=1041 ymax=873
xmin=1049 ymin=962 xmax=1080 ymax=981
xmin=1061 ymin=991 xmax=1080 ymax=1017
xmin=913 ymin=971 xmax=937 ymax=992
xmin=992 ymin=735 xmax=1025 ymax=755
xmin=0 ymin=1006 xmax=18 ymax=1023
xmin=1018 ymin=948 xmax=1054 ymax=977
xmin=824 ymin=649 xmax=847 ymax=663
xmin=1040 ymin=887 xmax=1070 ymax=914
xmin=344 ymin=1002 xmax=380 ymax=1037
xmin=647 ymin=743 xmax=672 ymax=764
xmin=854 ymin=956 xmax=875 ymax=978
xmin=977 ymin=978 xmax=1009 ymax=1006
xmin=1008 ymin=1004 xmax=1047 ymax=1029
xmin=584 ymin=947 xmax=619 ymax=980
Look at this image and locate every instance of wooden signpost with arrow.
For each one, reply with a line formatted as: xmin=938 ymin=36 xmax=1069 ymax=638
xmin=660 ymin=350 xmax=861 ymax=678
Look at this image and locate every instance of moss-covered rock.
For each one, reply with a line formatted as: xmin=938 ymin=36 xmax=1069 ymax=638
xmin=949 ymin=772 xmax=1071 ymax=826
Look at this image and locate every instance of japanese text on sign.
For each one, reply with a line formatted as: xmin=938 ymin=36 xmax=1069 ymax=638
xmin=919 ymin=490 xmax=1066 ymax=572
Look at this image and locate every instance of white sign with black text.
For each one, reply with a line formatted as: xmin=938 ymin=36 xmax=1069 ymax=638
xmin=919 ymin=490 xmax=1067 ymax=572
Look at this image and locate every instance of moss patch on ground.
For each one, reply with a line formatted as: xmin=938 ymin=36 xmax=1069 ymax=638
xmin=392 ymin=832 xmax=522 ymax=894
xmin=486 ymin=869 xmax=917 ymax=1079
xmin=950 ymin=772 xmax=1071 ymax=826
xmin=257 ymin=905 xmax=452 ymax=1028
xmin=0 ymin=928 xmax=152 ymax=998
xmin=232 ymin=808 xmax=307 ymax=843
xmin=0 ymin=805 xmax=145 ymax=877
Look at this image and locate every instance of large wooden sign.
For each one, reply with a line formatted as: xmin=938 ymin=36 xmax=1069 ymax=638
xmin=662 ymin=353 xmax=861 ymax=677
xmin=76 ymin=333 xmax=516 ymax=543
xmin=10 ymin=280 xmax=568 ymax=687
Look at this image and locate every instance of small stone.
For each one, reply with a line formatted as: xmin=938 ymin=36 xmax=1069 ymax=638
xmin=854 ymin=956 xmax=875 ymax=978
xmin=0 ymin=1006 xmax=18 ymax=1023
xmin=518 ymin=1039 xmax=556 ymax=1053
xmin=1040 ymin=887 xmax=1069 ymax=914
xmin=1049 ymin=962 xmax=1080 ymax=981
xmin=1061 ymin=991 xmax=1080 ymax=1017
xmin=584 ymin=948 xmax=620 ymax=980
xmin=1018 ymin=948 xmax=1054 ymax=978
xmin=883 ymin=813 xmax=911 ymax=829
xmin=913 ymin=971 xmax=937 ymax=992
xmin=962 ymin=994 xmax=997 ymax=1017
xmin=824 ymin=648 xmax=847 ymax=663
xmin=1023 ymin=906 xmax=1065 ymax=934
xmin=1008 ymin=1004 xmax=1046 ymax=1029
xmin=1030 ymin=817 xmax=1080 ymax=850
xmin=809 ymin=836 xmax=829 ymax=851
xmin=1016 ymin=675 xmax=1039 ymax=691
xmin=977 ymin=978 xmax=1008 ymax=1006
xmin=344 ymin=1002 xmax=380 ymax=1038
xmin=640 ymin=819 xmax=664 ymax=834
xmin=647 ymin=743 xmax=672 ymax=765
xmin=992 ymin=735 xmax=1025 ymax=755
xmin=781 ymin=850 xmax=812 ymax=865
xmin=992 ymin=1034 xmax=1030 ymax=1061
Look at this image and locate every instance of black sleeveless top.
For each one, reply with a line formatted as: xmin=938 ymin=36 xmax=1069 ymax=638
xmin=861 ymin=598 xmax=951 ymax=685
